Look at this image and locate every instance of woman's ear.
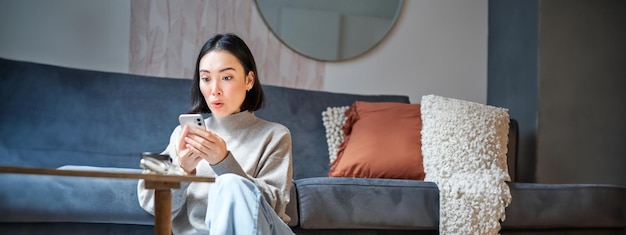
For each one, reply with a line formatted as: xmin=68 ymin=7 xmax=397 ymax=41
xmin=246 ymin=71 xmax=255 ymax=91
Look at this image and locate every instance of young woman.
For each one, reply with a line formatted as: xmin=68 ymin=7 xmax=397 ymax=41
xmin=138 ymin=33 xmax=294 ymax=235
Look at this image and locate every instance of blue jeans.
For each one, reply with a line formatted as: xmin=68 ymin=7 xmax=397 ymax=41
xmin=205 ymin=174 xmax=294 ymax=235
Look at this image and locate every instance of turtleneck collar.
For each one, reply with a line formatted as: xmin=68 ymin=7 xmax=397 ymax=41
xmin=207 ymin=111 xmax=257 ymax=136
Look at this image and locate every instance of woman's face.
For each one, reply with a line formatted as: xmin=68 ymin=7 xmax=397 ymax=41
xmin=198 ymin=50 xmax=254 ymax=118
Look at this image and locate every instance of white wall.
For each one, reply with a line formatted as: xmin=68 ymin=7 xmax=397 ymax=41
xmin=0 ymin=0 xmax=487 ymax=104
xmin=0 ymin=0 xmax=130 ymax=73
xmin=324 ymin=0 xmax=488 ymax=103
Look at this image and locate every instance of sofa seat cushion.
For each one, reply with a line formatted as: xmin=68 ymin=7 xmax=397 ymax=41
xmin=294 ymin=177 xmax=439 ymax=229
xmin=502 ymin=183 xmax=626 ymax=230
xmin=0 ymin=166 xmax=153 ymax=225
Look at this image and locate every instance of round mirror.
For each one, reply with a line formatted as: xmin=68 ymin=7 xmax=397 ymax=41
xmin=255 ymin=0 xmax=403 ymax=61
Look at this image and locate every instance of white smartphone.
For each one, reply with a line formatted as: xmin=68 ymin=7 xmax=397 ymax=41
xmin=178 ymin=114 xmax=207 ymax=130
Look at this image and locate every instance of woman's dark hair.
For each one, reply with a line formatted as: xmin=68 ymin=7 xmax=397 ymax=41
xmin=190 ymin=33 xmax=264 ymax=114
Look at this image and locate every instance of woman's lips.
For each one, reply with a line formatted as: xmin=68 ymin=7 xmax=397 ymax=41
xmin=211 ymin=102 xmax=223 ymax=109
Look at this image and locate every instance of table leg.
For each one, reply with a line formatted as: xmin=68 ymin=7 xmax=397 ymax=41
xmin=154 ymin=188 xmax=172 ymax=235
xmin=145 ymin=181 xmax=181 ymax=235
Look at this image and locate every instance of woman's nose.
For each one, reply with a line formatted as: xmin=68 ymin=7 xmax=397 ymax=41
xmin=211 ymin=82 xmax=222 ymax=95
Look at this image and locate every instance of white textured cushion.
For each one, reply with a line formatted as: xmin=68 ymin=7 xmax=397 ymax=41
xmin=321 ymin=106 xmax=349 ymax=164
xmin=420 ymin=94 xmax=512 ymax=235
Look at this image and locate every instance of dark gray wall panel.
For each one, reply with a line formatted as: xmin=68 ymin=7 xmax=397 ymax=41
xmin=488 ymin=0 xmax=539 ymax=182
xmin=537 ymin=0 xmax=626 ymax=185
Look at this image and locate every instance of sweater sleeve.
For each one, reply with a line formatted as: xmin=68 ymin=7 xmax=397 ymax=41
xmin=210 ymin=126 xmax=293 ymax=222
xmin=137 ymin=126 xmax=190 ymax=217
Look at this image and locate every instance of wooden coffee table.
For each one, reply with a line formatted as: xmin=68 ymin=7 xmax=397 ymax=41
xmin=0 ymin=165 xmax=214 ymax=235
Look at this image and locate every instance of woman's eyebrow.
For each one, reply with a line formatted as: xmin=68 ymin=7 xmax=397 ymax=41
xmin=219 ymin=67 xmax=235 ymax=73
xmin=199 ymin=67 xmax=236 ymax=73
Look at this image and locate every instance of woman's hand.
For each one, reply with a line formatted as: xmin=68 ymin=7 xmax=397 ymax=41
xmin=177 ymin=125 xmax=203 ymax=174
xmin=182 ymin=125 xmax=229 ymax=165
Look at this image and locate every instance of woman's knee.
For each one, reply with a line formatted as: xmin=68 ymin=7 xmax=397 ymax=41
xmin=215 ymin=173 xmax=256 ymax=193
xmin=216 ymin=173 xmax=245 ymax=184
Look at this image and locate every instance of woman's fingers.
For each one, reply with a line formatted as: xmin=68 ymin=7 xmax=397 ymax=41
xmin=183 ymin=128 xmax=227 ymax=164
xmin=185 ymin=136 xmax=222 ymax=158
xmin=178 ymin=149 xmax=201 ymax=174
xmin=186 ymin=127 xmax=219 ymax=143
xmin=185 ymin=128 xmax=223 ymax=151
xmin=184 ymin=136 xmax=210 ymax=155
xmin=177 ymin=125 xmax=190 ymax=151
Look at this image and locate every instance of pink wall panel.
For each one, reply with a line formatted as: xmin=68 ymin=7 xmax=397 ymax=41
xmin=129 ymin=0 xmax=324 ymax=90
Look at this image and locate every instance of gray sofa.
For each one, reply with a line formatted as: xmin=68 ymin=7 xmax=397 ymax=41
xmin=1 ymin=58 xmax=624 ymax=234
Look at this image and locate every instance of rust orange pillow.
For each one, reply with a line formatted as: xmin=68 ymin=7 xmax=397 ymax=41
xmin=328 ymin=101 xmax=424 ymax=180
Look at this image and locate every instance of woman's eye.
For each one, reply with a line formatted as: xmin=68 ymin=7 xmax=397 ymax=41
xmin=201 ymin=77 xmax=210 ymax=81
xmin=223 ymin=76 xmax=232 ymax=81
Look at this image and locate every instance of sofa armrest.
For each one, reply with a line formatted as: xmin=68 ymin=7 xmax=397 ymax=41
xmin=507 ymin=119 xmax=519 ymax=182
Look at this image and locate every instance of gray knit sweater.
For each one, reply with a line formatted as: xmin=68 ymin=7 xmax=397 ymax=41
xmin=137 ymin=111 xmax=293 ymax=234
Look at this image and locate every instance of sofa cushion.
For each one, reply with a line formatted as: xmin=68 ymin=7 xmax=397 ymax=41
xmin=285 ymin=181 xmax=299 ymax=227
xmin=502 ymin=183 xmax=626 ymax=230
xmin=328 ymin=101 xmax=424 ymax=180
xmin=255 ymin=86 xmax=410 ymax=179
xmin=0 ymin=166 xmax=153 ymax=225
xmin=321 ymin=106 xmax=350 ymax=164
xmin=294 ymin=177 xmax=439 ymax=229
xmin=0 ymin=223 xmax=154 ymax=235
xmin=0 ymin=164 xmax=304 ymax=229
xmin=0 ymin=58 xmax=190 ymax=169
xmin=0 ymin=58 xmax=411 ymax=180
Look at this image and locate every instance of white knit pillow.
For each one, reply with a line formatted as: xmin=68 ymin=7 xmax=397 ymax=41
xmin=421 ymin=95 xmax=512 ymax=235
xmin=321 ymin=106 xmax=349 ymax=164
